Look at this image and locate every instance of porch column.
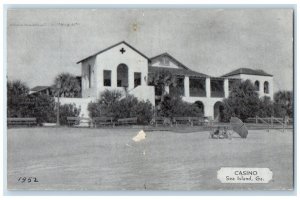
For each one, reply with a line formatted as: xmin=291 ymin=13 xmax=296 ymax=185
xmin=165 ymin=86 xmax=170 ymax=94
xmin=224 ymin=78 xmax=229 ymax=98
xmin=204 ymin=102 xmax=213 ymax=118
xmin=111 ymin=69 xmax=117 ymax=88
xmin=184 ymin=76 xmax=190 ymax=97
xmin=269 ymin=80 xmax=274 ymax=100
xmin=128 ymin=69 xmax=133 ymax=90
xmin=259 ymin=80 xmax=264 ymax=97
xmin=206 ymin=77 xmax=211 ymax=98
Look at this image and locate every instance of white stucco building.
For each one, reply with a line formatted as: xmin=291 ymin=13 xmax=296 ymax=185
xmin=74 ymin=41 xmax=274 ymax=120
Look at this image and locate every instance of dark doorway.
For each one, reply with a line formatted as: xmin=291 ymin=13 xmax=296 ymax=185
xmin=214 ymin=101 xmax=224 ymax=121
xmin=134 ymin=72 xmax=141 ymax=88
xmin=194 ymin=101 xmax=205 ymax=116
xmin=117 ymin=64 xmax=128 ymax=87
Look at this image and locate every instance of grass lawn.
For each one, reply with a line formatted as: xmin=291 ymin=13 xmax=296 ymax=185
xmin=7 ymin=127 xmax=293 ymax=190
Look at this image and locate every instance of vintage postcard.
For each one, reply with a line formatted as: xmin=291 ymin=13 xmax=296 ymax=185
xmin=6 ymin=8 xmax=294 ymax=191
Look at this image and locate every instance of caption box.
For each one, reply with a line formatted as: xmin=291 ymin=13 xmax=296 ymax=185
xmin=217 ymin=167 xmax=273 ymax=183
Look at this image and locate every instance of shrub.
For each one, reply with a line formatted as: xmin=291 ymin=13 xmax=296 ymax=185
xmin=113 ymin=95 xmax=139 ymax=119
xmin=273 ymin=91 xmax=293 ymax=118
xmin=87 ymin=91 xmax=154 ymax=125
xmin=57 ymin=104 xmax=81 ymax=125
xmin=87 ymin=102 xmax=103 ymax=118
xmin=24 ymin=95 xmax=81 ymax=126
xmin=257 ymin=96 xmax=274 ymax=118
xmin=114 ymin=95 xmax=153 ymax=124
xmin=99 ymin=89 xmax=123 ymax=105
xmin=9 ymin=89 xmax=81 ymax=126
xmin=88 ymin=89 xmax=123 ymax=118
xmin=222 ymin=80 xmax=260 ymax=122
xmin=7 ymin=80 xmax=30 ymax=117
xmin=7 ymin=80 xmax=57 ymax=124
xmin=133 ymin=100 xmax=154 ymax=124
xmin=20 ymin=94 xmax=57 ymax=125
xmin=158 ymin=94 xmax=203 ymax=118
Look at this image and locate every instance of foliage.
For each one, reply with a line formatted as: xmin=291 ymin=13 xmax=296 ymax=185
xmin=7 ymin=80 xmax=56 ymax=123
xmin=7 ymin=80 xmax=29 ymax=97
xmin=273 ymin=91 xmax=293 ymax=118
xmin=87 ymin=102 xmax=103 ymax=118
xmin=99 ymin=89 xmax=123 ymax=105
xmin=113 ymin=95 xmax=153 ymax=124
xmin=148 ymin=69 xmax=177 ymax=98
xmin=113 ymin=95 xmax=140 ymax=119
xmin=19 ymin=95 xmax=81 ymax=125
xmin=54 ymin=73 xmax=81 ymax=97
xmin=133 ymin=100 xmax=154 ymax=124
xmin=19 ymin=93 xmax=56 ymax=125
xmin=56 ymin=104 xmax=81 ymax=126
xmin=257 ymin=96 xmax=274 ymax=118
xmin=222 ymin=80 xmax=261 ymax=122
xmin=7 ymin=80 xmax=80 ymax=125
xmin=158 ymin=93 xmax=203 ymax=118
xmin=222 ymin=80 xmax=294 ymax=122
xmin=88 ymin=90 xmax=123 ymax=118
xmin=7 ymin=80 xmax=30 ymax=117
xmin=88 ymin=90 xmax=154 ymax=125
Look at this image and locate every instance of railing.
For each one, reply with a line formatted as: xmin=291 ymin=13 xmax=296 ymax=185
xmin=246 ymin=116 xmax=293 ymax=132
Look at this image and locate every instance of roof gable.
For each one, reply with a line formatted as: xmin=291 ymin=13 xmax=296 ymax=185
xmin=76 ymin=41 xmax=149 ymax=64
xmin=150 ymin=53 xmax=190 ymax=70
xmin=148 ymin=66 xmax=209 ymax=78
xmin=222 ymin=68 xmax=273 ymax=77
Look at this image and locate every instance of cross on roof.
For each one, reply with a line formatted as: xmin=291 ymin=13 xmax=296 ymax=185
xmin=120 ymin=47 xmax=126 ymax=54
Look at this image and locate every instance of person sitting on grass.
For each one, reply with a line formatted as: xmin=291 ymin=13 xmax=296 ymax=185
xmin=219 ymin=127 xmax=227 ymax=139
xmin=220 ymin=127 xmax=232 ymax=139
xmin=210 ymin=126 xmax=221 ymax=139
xmin=214 ymin=127 xmax=220 ymax=135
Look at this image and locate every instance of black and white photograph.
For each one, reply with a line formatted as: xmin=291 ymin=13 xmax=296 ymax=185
xmin=5 ymin=7 xmax=294 ymax=191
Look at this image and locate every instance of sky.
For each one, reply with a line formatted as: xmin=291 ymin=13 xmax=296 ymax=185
xmin=7 ymin=9 xmax=294 ymax=92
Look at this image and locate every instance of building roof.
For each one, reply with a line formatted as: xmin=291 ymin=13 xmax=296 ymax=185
xmin=150 ymin=52 xmax=209 ymax=77
xmin=30 ymin=86 xmax=52 ymax=92
xmin=76 ymin=41 xmax=149 ymax=64
xmin=150 ymin=52 xmax=190 ymax=70
xmin=222 ymin=68 xmax=273 ymax=77
xmin=148 ymin=66 xmax=209 ymax=78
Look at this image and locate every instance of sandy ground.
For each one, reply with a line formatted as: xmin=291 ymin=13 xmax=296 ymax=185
xmin=7 ymin=127 xmax=293 ymax=190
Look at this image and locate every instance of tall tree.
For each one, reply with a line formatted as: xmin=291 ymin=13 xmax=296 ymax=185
xmin=148 ymin=69 xmax=177 ymax=102
xmin=273 ymin=90 xmax=293 ymax=118
xmin=54 ymin=73 xmax=81 ymax=97
xmin=159 ymin=93 xmax=202 ymax=118
xmin=222 ymin=80 xmax=261 ymax=122
xmin=7 ymin=80 xmax=29 ymax=97
xmin=7 ymin=80 xmax=30 ymax=117
xmin=257 ymin=96 xmax=274 ymax=118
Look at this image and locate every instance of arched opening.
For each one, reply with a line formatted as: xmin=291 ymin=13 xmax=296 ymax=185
xmin=194 ymin=101 xmax=205 ymax=116
xmin=117 ymin=64 xmax=128 ymax=87
xmin=264 ymin=81 xmax=269 ymax=94
xmin=254 ymin=80 xmax=259 ymax=91
xmin=214 ymin=101 xmax=224 ymax=122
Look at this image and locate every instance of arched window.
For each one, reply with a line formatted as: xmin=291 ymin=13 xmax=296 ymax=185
xmin=117 ymin=64 xmax=128 ymax=87
xmin=264 ymin=81 xmax=269 ymax=94
xmin=254 ymin=81 xmax=259 ymax=91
